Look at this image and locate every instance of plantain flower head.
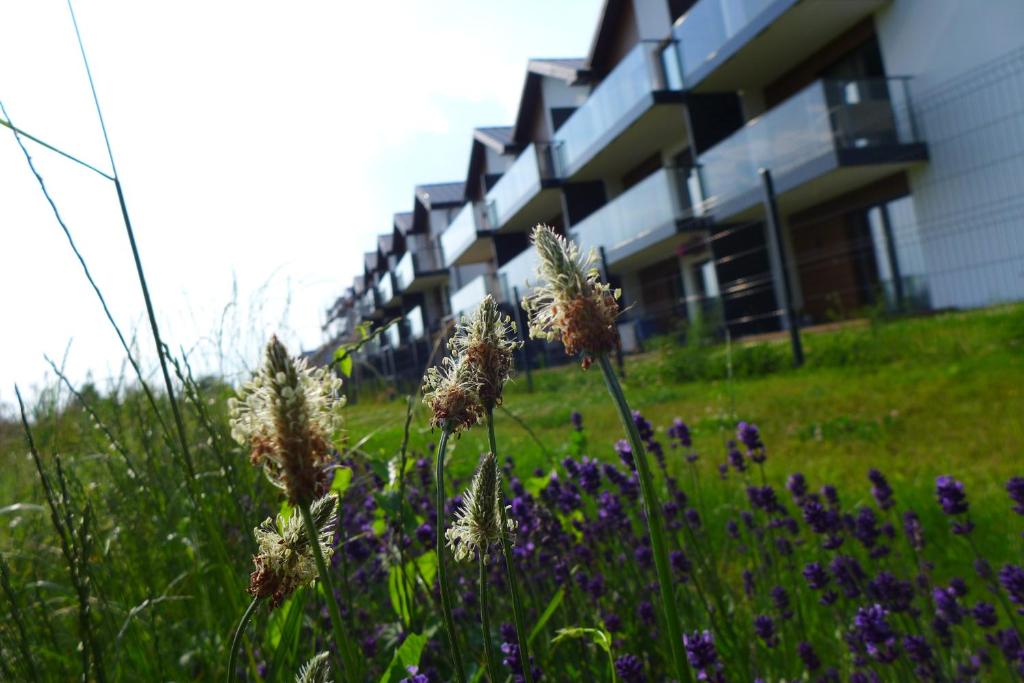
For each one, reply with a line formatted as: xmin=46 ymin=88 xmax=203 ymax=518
xmin=450 ymin=295 xmax=521 ymax=410
xmin=522 ymin=225 xmax=621 ymax=369
xmin=445 ymin=452 xmax=516 ymax=563
xmin=249 ymin=493 xmax=338 ymax=607
xmin=229 ymin=336 xmax=345 ymax=504
xmin=422 ymin=354 xmax=484 ymax=433
xmin=295 ymin=652 xmax=331 ymax=683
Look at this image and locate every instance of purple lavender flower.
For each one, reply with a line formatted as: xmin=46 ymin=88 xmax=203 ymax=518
xmin=852 ymin=604 xmax=899 ymax=663
xmin=683 ymin=630 xmax=724 ymax=682
xmin=999 ymin=564 xmax=1024 ymax=614
xmin=903 ymin=511 xmax=925 ymax=550
xmin=637 ymin=601 xmax=655 ymax=626
xmin=670 ymin=549 xmax=692 ymax=576
xmin=634 ymin=543 xmax=653 ymax=568
xmin=577 ymin=457 xmax=601 ymax=494
xmin=753 ymin=614 xmax=777 ymax=648
xmin=803 ymin=562 xmax=831 ymax=590
xmin=972 ymin=601 xmax=998 ymax=628
xmin=786 ymin=472 xmax=807 ymax=501
xmin=398 ymin=665 xmax=429 ymax=683
xmin=903 ymin=635 xmax=937 ymax=679
xmin=727 ymin=441 xmax=746 ymax=473
xmin=685 ymin=508 xmax=702 ymax=529
xmin=743 ymin=570 xmax=755 ymax=597
xmin=603 ymin=612 xmax=622 ymax=633
xmin=868 ymin=571 xmax=914 ymax=613
xmin=822 ymin=484 xmax=840 ymax=507
xmin=854 ymin=507 xmax=881 ymax=550
xmin=667 ymin=418 xmax=692 ymax=448
xmin=936 ymin=475 xmax=969 ymax=515
xmin=992 ymin=628 xmax=1024 ymax=674
xmin=737 ymin=421 xmax=762 ymax=450
xmin=933 ymin=584 xmax=964 ymax=624
xmin=771 ymin=585 xmax=793 ymax=620
xmin=614 ymin=654 xmax=645 ymax=683
xmin=571 ymin=410 xmax=583 ymax=431
xmin=415 ymin=522 xmax=434 ymax=545
xmin=1008 ymin=477 xmax=1024 ymax=515
xmin=868 ymin=469 xmax=895 ymax=510
xmin=798 ymin=641 xmax=821 ymax=672
xmin=830 ymin=555 xmax=866 ymax=599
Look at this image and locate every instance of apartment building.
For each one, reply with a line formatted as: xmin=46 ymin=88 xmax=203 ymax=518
xmin=322 ymin=0 xmax=1024 ymax=379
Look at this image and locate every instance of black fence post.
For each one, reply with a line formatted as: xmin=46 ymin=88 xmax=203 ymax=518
xmin=878 ymin=203 xmax=905 ymax=312
xmin=511 ymin=285 xmax=533 ymax=392
xmin=759 ymin=168 xmax=804 ymax=367
xmin=599 ymin=246 xmax=626 ymax=377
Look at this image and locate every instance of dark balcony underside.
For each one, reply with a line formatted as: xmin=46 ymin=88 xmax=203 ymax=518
xmin=688 ymin=0 xmax=886 ymax=93
xmin=604 ymin=216 xmax=712 ymax=271
xmin=710 ymin=143 xmax=928 ymax=222
xmin=495 ymin=185 xmax=563 ymax=234
xmin=401 ymin=270 xmax=449 ymax=294
xmin=449 ymin=233 xmax=494 ymax=266
xmin=567 ymin=95 xmax=688 ymax=182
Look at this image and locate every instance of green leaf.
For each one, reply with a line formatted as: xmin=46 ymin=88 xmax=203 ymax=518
xmin=524 ymin=471 xmax=553 ymax=498
xmin=338 ymin=353 xmax=353 ymax=377
xmin=378 ymin=632 xmax=428 ymax=683
xmin=331 ymin=467 xmax=353 ymax=494
xmin=388 ymin=563 xmax=412 ymax=626
xmin=267 ymin=588 xmax=307 ymax=676
xmin=388 ymin=551 xmax=436 ymax=626
xmin=551 ymin=626 xmax=612 ymax=655
xmin=528 ymin=587 xmax=564 ymax=645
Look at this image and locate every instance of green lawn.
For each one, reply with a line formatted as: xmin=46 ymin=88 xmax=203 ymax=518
xmin=348 ymin=305 xmax=1024 ymax=500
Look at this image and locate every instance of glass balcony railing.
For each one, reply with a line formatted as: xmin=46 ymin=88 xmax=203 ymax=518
xmin=674 ymin=0 xmax=775 ymax=85
xmin=498 ymin=246 xmax=541 ymax=305
xmin=450 ymin=273 xmax=501 ymax=319
xmin=360 ymin=286 xmax=379 ymax=315
xmin=441 ymin=203 xmax=481 ymax=267
xmin=383 ymin=323 xmax=400 ymax=349
xmin=484 ymin=143 xmax=556 ymax=229
xmin=395 ymin=246 xmax=446 ymax=291
xmin=697 ymin=77 xmax=920 ymax=213
xmin=552 ymin=41 xmax=677 ymax=177
xmin=569 ymin=167 xmax=698 ymax=260
xmin=378 ymin=272 xmax=396 ymax=305
xmin=406 ymin=305 xmax=426 ymax=340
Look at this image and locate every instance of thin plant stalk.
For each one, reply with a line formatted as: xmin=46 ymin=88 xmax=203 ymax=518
xmin=478 ymin=553 xmax=502 ymax=683
xmin=434 ymin=425 xmax=467 ymax=683
xmin=226 ymin=597 xmax=259 ymax=683
xmin=597 ymin=354 xmax=692 ymax=683
xmin=298 ymin=502 xmax=359 ymax=683
xmin=486 ymin=410 xmax=535 ymax=683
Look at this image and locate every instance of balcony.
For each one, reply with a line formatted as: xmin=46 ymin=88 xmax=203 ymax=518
xmin=484 ymin=143 xmax=560 ymax=233
xmin=569 ymin=166 xmax=703 ymax=268
xmin=552 ymin=41 xmax=686 ymax=181
xmin=382 ymin=322 xmax=400 ymax=350
xmin=441 ymin=203 xmax=491 ymax=267
xmin=405 ymin=305 xmax=426 ymax=340
xmin=395 ymin=246 xmax=447 ymax=293
xmin=697 ymin=77 xmax=927 ymax=220
xmin=498 ymin=246 xmax=541 ymax=305
xmin=360 ymin=286 xmax=382 ymax=319
xmin=378 ymin=271 xmax=399 ymax=308
xmin=674 ymin=0 xmax=885 ymax=92
xmin=449 ymin=273 xmax=503 ymax=319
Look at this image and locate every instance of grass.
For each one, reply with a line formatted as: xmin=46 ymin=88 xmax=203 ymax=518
xmin=348 ymin=304 xmax=1024 ymax=497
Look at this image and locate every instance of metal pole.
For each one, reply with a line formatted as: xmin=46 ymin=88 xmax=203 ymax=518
xmin=759 ymin=168 xmax=803 ymax=367
xmin=878 ymin=203 xmax=905 ymax=312
xmin=598 ymin=246 xmax=626 ymax=377
xmin=511 ymin=286 xmax=533 ymax=392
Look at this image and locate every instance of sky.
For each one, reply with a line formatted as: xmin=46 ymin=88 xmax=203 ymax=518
xmin=0 ymin=1 xmax=603 ymax=407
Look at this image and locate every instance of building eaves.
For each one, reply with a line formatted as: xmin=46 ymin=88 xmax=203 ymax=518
xmin=528 ymin=58 xmax=590 ymax=83
xmin=473 ymin=126 xmax=517 ymax=154
xmin=415 ymin=181 xmax=466 ymax=209
xmin=377 ymin=232 xmax=395 ymax=256
xmin=513 ymin=58 xmax=589 ymax=143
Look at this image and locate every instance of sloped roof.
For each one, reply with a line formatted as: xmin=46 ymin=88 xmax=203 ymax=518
xmin=473 ymin=126 xmax=516 ymax=153
xmin=512 ymin=57 xmax=590 ymax=143
xmin=392 ymin=212 xmax=414 ymax=235
xmin=415 ymin=182 xmax=465 ymax=209
xmin=377 ymin=233 xmax=394 ymax=255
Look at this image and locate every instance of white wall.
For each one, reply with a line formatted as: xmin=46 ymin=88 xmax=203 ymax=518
xmin=875 ymin=0 xmax=1024 ymax=308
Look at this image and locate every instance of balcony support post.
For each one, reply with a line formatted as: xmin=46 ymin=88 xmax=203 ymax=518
xmin=599 ymin=246 xmax=626 ymax=377
xmin=878 ymin=203 xmax=905 ymax=312
xmin=759 ymin=168 xmax=804 ymax=367
xmin=511 ymin=286 xmax=533 ymax=393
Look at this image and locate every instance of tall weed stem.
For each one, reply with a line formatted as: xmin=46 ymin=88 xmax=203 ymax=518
xmin=486 ymin=410 xmax=535 ymax=683
xmin=298 ymin=501 xmax=359 ymax=682
xmin=478 ymin=553 xmax=501 ymax=682
xmin=598 ymin=355 xmax=692 ymax=683
xmin=225 ymin=597 xmax=259 ymax=682
xmin=435 ymin=425 xmax=467 ymax=683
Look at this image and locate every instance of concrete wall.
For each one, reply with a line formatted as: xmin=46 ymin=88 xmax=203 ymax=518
xmin=875 ymin=0 xmax=1024 ymax=308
